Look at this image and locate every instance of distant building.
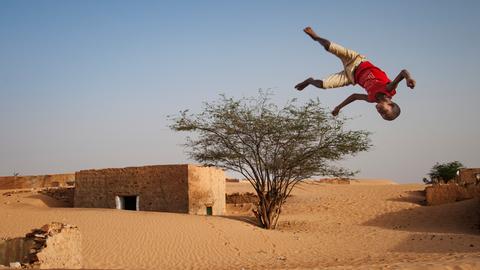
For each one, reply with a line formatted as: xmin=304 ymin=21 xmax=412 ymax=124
xmin=74 ymin=164 xmax=225 ymax=215
xmin=426 ymin=167 xmax=480 ymax=206
xmin=455 ymin=168 xmax=480 ymax=185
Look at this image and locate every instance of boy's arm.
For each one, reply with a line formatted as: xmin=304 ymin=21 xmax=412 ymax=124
xmin=386 ymin=69 xmax=416 ymax=91
xmin=332 ymin=93 xmax=369 ymax=116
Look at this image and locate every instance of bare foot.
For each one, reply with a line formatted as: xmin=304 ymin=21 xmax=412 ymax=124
xmin=303 ymin=27 xmax=319 ymax=40
xmin=295 ymin=77 xmax=313 ymax=91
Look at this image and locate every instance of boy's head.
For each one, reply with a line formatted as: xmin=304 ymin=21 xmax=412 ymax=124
xmin=376 ymin=100 xmax=401 ymax=121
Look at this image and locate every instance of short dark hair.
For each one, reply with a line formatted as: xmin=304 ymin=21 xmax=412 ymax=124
xmin=383 ymin=102 xmax=401 ymax=121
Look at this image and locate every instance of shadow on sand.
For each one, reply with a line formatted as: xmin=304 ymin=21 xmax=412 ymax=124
xmin=392 ymin=231 xmax=480 ymax=253
xmin=219 ymin=215 xmax=259 ymax=227
xmin=387 ymin=190 xmax=427 ymax=205
xmin=364 ymin=197 xmax=479 ymax=234
xmin=364 ymin=194 xmax=480 ymax=253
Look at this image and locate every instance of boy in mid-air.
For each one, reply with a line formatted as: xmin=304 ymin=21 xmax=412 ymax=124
xmin=295 ymin=27 xmax=416 ymax=121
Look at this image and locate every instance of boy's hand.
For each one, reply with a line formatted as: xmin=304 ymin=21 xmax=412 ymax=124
xmin=406 ymin=78 xmax=416 ymax=89
xmin=332 ymin=106 xmax=340 ymax=116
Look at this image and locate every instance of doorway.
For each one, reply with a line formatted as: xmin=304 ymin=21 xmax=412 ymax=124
xmin=115 ymin=195 xmax=139 ymax=211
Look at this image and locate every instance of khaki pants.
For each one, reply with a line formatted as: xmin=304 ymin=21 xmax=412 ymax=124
xmin=322 ymin=42 xmax=366 ymax=89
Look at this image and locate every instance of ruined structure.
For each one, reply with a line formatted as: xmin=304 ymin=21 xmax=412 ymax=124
xmin=0 ymin=173 xmax=75 ymax=190
xmin=425 ymin=168 xmax=480 ymax=206
xmin=455 ymin=168 xmax=480 ymax=185
xmin=0 ymin=222 xmax=82 ymax=269
xmin=425 ymin=183 xmax=479 ymax=206
xmin=74 ymin=164 xmax=225 ymax=215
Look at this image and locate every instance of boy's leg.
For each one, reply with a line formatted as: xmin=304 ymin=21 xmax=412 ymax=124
xmin=303 ymin=27 xmax=364 ymax=69
xmin=322 ymin=71 xmax=351 ymax=89
xmin=295 ymin=77 xmax=323 ymax=90
xmin=327 ymin=42 xmax=363 ymax=68
xmin=295 ymin=71 xmax=351 ymax=91
xmin=304 ymin=27 xmax=331 ymax=50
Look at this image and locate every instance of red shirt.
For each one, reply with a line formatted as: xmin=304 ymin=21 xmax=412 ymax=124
xmin=354 ymin=61 xmax=396 ymax=102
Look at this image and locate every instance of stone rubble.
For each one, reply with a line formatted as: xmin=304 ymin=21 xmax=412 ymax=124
xmin=8 ymin=262 xmax=21 ymax=269
xmin=0 ymin=222 xmax=82 ymax=269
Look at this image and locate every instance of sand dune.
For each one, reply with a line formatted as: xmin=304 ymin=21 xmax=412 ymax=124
xmin=1 ymin=180 xmax=479 ymax=269
xmin=349 ymin=178 xmax=398 ymax=185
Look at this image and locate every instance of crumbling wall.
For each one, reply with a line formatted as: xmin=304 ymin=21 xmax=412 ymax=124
xmin=28 ymin=223 xmax=82 ymax=269
xmin=2 ymin=187 xmax=75 ymax=207
xmin=39 ymin=187 xmax=75 ymax=207
xmin=0 ymin=223 xmax=82 ymax=269
xmin=188 ymin=165 xmax=226 ymax=215
xmin=425 ymin=183 xmax=480 ymax=206
xmin=0 ymin=174 xmax=75 ymax=190
xmin=74 ymin=165 xmax=190 ymax=213
xmin=316 ymin=178 xmax=351 ymax=184
xmin=226 ymin=192 xmax=258 ymax=204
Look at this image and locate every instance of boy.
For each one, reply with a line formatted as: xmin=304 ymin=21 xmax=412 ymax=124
xmin=295 ymin=27 xmax=416 ymax=121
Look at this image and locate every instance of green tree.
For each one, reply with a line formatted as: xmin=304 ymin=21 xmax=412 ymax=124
xmin=427 ymin=161 xmax=464 ymax=184
xmin=169 ymin=91 xmax=371 ymax=229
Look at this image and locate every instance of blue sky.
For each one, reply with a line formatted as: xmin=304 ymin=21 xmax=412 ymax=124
xmin=1 ymin=0 xmax=479 ymax=182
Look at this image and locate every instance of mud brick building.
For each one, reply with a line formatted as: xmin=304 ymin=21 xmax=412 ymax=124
xmin=74 ymin=164 xmax=225 ymax=215
xmin=455 ymin=168 xmax=480 ymax=185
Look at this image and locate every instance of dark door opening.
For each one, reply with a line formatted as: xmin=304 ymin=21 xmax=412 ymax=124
xmin=115 ymin=195 xmax=139 ymax=211
xmin=123 ymin=196 xmax=137 ymax=211
xmin=206 ymin=206 xmax=213 ymax=216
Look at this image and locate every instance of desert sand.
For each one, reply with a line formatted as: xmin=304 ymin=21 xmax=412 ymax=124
xmin=1 ymin=180 xmax=480 ymax=269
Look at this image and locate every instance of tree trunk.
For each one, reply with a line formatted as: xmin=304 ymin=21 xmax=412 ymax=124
xmin=254 ymin=192 xmax=281 ymax=229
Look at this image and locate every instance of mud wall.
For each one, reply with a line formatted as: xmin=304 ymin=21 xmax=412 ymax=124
xmin=425 ymin=183 xmax=480 ymax=206
xmin=188 ymin=165 xmax=225 ymax=215
xmin=39 ymin=187 xmax=75 ymax=207
xmin=456 ymin=168 xmax=480 ymax=185
xmin=32 ymin=223 xmax=82 ymax=269
xmin=0 ymin=174 xmax=75 ymax=190
xmin=74 ymin=165 xmax=190 ymax=213
xmin=0 ymin=222 xmax=82 ymax=269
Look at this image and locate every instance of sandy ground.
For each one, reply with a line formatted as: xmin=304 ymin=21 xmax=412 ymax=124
xmin=1 ymin=180 xmax=480 ymax=269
